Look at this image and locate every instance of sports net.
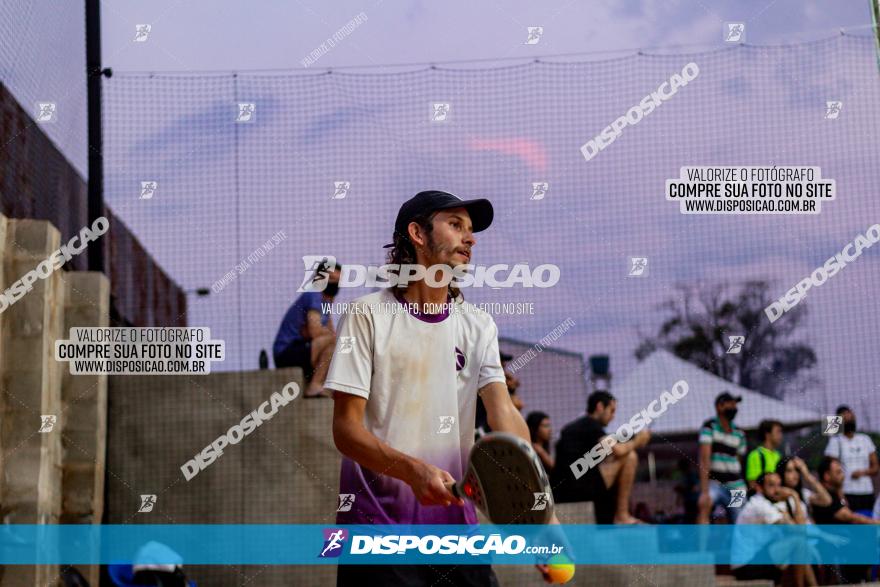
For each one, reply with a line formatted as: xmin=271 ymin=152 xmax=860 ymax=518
xmin=96 ymin=32 xmax=880 ymax=583
xmin=0 ymin=0 xmax=88 ymax=178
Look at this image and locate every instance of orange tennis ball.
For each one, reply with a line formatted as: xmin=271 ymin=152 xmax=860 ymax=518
xmin=546 ymin=554 xmax=575 ymax=584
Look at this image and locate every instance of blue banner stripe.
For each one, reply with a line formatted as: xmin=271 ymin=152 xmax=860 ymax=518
xmin=1 ymin=525 xmax=877 ymax=565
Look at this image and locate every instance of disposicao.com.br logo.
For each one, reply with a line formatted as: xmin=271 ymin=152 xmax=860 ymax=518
xmin=319 ymin=528 xmax=349 ymax=558
xmin=318 ymin=529 xmax=563 ymax=557
xmin=298 ymin=256 xmax=560 ymax=292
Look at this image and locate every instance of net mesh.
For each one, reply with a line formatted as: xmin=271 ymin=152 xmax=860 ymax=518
xmin=71 ymin=32 xmax=880 ymax=584
xmin=0 ymin=0 xmax=88 ymax=178
xmin=102 ymin=32 xmax=880 ymax=481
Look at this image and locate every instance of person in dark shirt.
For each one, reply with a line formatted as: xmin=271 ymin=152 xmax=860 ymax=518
xmin=812 ymin=456 xmax=878 ymax=525
xmin=550 ymin=390 xmax=650 ymax=524
xmin=812 ymin=456 xmax=878 ymax=584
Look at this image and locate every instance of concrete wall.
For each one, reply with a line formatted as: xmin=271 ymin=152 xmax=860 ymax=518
xmin=105 ymin=367 xmax=342 ymax=586
xmin=0 ymin=214 xmax=109 ymax=586
xmin=106 ymin=370 xmax=722 ymax=587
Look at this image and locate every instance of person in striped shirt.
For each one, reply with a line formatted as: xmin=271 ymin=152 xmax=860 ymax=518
xmin=697 ymin=392 xmax=747 ymax=523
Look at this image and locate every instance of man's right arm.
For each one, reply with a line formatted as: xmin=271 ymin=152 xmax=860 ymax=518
xmin=332 ymin=393 xmax=462 ymax=507
xmin=609 ymin=429 xmax=650 ymax=458
xmin=833 ymin=506 xmax=879 ymax=524
xmin=698 ymin=442 xmax=712 ymax=493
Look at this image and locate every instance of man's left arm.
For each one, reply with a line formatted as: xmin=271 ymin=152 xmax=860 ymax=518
xmin=481 ymin=381 xmax=529 ymax=442
xmin=481 ymin=381 xmax=560 ymax=531
xmin=855 ymin=450 xmax=879 ymax=478
xmin=476 ymin=320 xmax=527 ymax=441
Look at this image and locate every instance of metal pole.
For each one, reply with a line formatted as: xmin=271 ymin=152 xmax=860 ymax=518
xmin=872 ymin=0 xmax=880 ymax=73
xmin=85 ymin=0 xmax=106 ymax=272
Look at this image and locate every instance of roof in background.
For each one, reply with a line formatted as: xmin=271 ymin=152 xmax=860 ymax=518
xmin=612 ymin=350 xmax=821 ymax=437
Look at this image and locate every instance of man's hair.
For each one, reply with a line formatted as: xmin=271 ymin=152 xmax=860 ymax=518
xmin=755 ymin=471 xmax=779 ymax=488
xmin=587 ymin=391 xmax=615 ymax=414
xmin=817 ymin=456 xmax=839 ymax=482
xmin=386 ymin=209 xmax=462 ymax=301
xmin=835 ymin=405 xmax=852 ymax=416
xmin=759 ymin=419 xmax=783 ymax=440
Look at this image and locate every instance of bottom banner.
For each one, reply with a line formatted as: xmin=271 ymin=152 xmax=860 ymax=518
xmin=0 ymin=524 xmax=878 ymax=565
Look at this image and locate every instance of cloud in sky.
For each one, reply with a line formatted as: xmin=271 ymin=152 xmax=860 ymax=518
xmin=467 ymin=137 xmax=548 ymax=173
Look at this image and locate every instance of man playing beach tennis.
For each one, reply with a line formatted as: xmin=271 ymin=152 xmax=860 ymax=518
xmin=325 ymin=190 xmax=556 ymax=586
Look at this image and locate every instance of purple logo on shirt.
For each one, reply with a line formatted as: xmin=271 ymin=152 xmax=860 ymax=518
xmin=454 ymin=347 xmax=466 ymax=371
xmin=319 ymin=528 xmax=348 ymax=558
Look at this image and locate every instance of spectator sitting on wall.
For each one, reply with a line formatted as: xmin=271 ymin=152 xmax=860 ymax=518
xmin=774 ymin=456 xmax=833 ymax=587
xmin=272 ymin=260 xmax=340 ymax=398
xmin=811 ymin=456 xmax=879 ymax=584
xmin=776 ymin=456 xmax=832 ymax=523
xmin=730 ymin=472 xmax=809 ymax=586
xmin=746 ymin=419 xmax=784 ymax=491
xmin=526 ymin=411 xmax=554 ymax=474
xmin=550 ymin=390 xmax=650 ymax=525
xmin=812 ymin=456 xmax=880 ymax=527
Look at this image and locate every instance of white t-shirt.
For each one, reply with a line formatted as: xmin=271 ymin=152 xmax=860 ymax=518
xmin=738 ymin=493 xmax=784 ymax=525
xmin=824 ymin=433 xmax=876 ymax=495
xmin=773 ymin=494 xmax=815 ymax=525
xmin=731 ymin=493 xmax=784 ymax=569
xmin=324 ymin=288 xmax=506 ymax=525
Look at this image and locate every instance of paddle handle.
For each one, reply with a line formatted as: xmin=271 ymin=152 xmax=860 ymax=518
xmin=445 ymin=481 xmax=461 ymax=499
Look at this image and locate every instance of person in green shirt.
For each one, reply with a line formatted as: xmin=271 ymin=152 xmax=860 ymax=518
xmin=746 ymin=419 xmax=783 ymax=490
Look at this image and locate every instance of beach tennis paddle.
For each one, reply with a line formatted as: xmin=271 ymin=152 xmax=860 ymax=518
xmin=447 ymin=432 xmax=554 ymax=524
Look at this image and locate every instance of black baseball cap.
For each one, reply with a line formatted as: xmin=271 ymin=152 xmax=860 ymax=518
xmin=715 ymin=391 xmax=742 ymax=405
xmin=383 ymin=190 xmax=494 ymax=248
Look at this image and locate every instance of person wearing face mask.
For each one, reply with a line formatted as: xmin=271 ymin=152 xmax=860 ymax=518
xmin=697 ymin=392 xmax=747 ymax=524
xmin=273 ymin=260 xmax=341 ymax=397
xmin=824 ymin=405 xmax=879 ymax=515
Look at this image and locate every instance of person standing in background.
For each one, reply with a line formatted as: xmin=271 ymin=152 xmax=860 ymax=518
xmin=824 ymin=405 xmax=878 ymax=515
xmin=697 ymin=392 xmax=747 ymax=524
xmin=746 ymin=420 xmax=783 ymax=491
